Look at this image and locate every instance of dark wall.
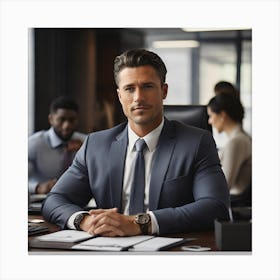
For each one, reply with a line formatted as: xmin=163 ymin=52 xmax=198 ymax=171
xmin=34 ymin=28 xmax=144 ymax=133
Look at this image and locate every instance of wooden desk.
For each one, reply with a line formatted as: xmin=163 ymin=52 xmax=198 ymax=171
xmin=28 ymin=215 xmax=218 ymax=252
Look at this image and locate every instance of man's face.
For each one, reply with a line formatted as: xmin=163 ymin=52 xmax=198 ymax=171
xmin=48 ymin=108 xmax=78 ymax=141
xmin=117 ymin=65 xmax=168 ymax=134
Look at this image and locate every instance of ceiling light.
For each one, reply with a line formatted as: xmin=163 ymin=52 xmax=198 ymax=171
xmin=152 ymin=40 xmax=200 ymax=49
xmin=182 ymin=27 xmax=250 ymax=32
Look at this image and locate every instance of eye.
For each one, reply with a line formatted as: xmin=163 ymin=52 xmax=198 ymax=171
xmin=124 ymin=86 xmax=134 ymax=93
xmin=67 ymin=117 xmax=76 ymax=123
xmin=57 ymin=117 xmax=65 ymax=123
xmin=143 ymin=84 xmax=153 ymax=89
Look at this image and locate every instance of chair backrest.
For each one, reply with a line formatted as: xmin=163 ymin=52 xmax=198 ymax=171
xmin=230 ymin=183 xmax=252 ymax=208
xmin=164 ymin=105 xmax=212 ymax=132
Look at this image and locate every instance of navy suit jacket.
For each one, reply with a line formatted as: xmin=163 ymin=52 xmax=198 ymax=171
xmin=42 ymin=119 xmax=230 ymax=234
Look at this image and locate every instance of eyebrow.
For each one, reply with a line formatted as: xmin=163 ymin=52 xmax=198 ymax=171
xmin=121 ymin=81 xmax=156 ymax=89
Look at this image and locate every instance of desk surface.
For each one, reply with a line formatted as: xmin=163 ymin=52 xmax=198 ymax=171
xmin=28 ymin=215 xmax=218 ymax=253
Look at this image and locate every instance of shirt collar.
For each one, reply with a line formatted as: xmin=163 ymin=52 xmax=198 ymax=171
xmin=48 ymin=127 xmax=65 ymax=148
xmin=127 ymin=118 xmax=164 ymax=152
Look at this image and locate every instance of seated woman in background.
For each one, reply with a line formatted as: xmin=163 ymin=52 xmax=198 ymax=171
xmin=207 ymin=93 xmax=252 ymax=196
xmin=212 ymin=81 xmax=239 ymax=150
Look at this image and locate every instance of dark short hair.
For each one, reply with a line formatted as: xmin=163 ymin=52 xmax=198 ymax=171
xmin=207 ymin=92 xmax=244 ymax=124
xmin=49 ymin=96 xmax=79 ymax=113
xmin=113 ymin=49 xmax=167 ymax=86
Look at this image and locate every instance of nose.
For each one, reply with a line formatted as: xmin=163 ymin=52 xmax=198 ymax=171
xmin=62 ymin=120 xmax=72 ymax=131
xmin=208 ymin=118 xmax=212 ymax=125
xmin=133 ymin=87 xmax=145 ymax=102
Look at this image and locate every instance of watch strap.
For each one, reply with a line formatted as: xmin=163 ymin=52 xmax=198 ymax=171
xmin=139 ymin=222 xmax=149 ymax=235
xmin=73 ymin=212 xmax=89 ymax=231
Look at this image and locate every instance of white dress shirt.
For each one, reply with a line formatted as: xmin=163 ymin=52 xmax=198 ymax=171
xmin=122 ymin=119 xmax=164 ymax=233
xmin=68 ymin=119 xmax=164 ymax=234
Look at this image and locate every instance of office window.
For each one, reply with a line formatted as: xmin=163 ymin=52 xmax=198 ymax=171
xmin=146 ymin=30 xmax=252 ymax=135
xmin=199 ymin=42 xmax=237 ymax=105
xmin=240 ymin=40 xmax=252 ymax=135
xmin=149 ymin=48 xmax=192 ymax=105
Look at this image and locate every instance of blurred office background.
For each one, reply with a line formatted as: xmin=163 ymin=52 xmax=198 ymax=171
xmin=28 ymin=28 xmax=251 ymax=135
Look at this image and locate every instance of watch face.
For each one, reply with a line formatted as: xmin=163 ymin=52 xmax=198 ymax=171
xmin=137 ymin=214 xmax=150 ymax=224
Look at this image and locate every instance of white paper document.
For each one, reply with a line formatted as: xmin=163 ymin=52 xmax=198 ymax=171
xmin=35 ymin=231 xmax=186 ymax=251
xmin=37 ymin=230 xmax=93 ymax=243
xmin=72 ymin=235 xmax=154 ymax=251
xmin=128 ymin=237 xmax=184 ymax=251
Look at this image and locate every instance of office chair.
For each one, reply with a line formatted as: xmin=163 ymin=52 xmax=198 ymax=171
xmin=163 ymin=105 xmax=212 ymax=132
xmin=230 ymin=183 xmax=252 ymax=207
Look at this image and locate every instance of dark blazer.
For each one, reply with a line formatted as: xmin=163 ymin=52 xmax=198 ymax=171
xmin=42 ymin=118 xmax=229 ymax=234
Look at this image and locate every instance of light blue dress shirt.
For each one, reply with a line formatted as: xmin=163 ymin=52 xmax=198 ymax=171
xmin=28 ymin=127 xmax=87 ymax=194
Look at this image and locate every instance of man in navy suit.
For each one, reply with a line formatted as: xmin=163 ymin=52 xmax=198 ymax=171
xmin=42 ymin=49 xmax=229 ymax=236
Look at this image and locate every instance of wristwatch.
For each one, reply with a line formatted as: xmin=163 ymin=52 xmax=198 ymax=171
xmin=135 ymin=213 xmax=151 ymax=235
xmin=73 ymin=213 xmax=89 ymax=231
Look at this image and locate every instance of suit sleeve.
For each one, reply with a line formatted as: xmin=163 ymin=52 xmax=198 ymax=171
xmin=42 ymin=137 xmax=92 ymax=229
xmin=152 ymin=131 xmax=230 ymax=234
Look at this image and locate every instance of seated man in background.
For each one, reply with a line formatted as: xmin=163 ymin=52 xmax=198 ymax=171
xmin=42 ymin=49 xmax=229 ymax=236
xmin=28 ymin=96 xmax=87 ymax=195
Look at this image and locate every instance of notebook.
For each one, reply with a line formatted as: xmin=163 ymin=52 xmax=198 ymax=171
xmin=30 ymin=230 xmax=188 ymax=251
xmin=71 ymin=235 xmax=154 ymax=251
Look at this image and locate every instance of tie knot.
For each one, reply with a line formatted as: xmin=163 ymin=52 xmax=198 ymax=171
xmin=135 ymin=138 xmax=146 ymax=152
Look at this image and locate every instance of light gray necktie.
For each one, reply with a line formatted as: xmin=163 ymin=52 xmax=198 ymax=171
xmin=129 ymin=138 xmax=146 ymax=215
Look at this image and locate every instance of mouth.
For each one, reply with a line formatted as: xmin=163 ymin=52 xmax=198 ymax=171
xmin=61 ymin=130 xmax=72 ymax=138
xmin=132 ymin=104 xmax=151 ymax=111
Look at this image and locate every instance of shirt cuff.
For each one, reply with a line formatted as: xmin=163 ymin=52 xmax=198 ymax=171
xmin=67 ymin=211 xmax=90 ymax=229
xmin=148 ymin=211 xmax=159 ymax=234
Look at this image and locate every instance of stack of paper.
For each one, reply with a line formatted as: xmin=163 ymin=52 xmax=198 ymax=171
xmin=128 ymin=237 xmax=184 ymax=251
xmin=37 ymin=230 xmax=93 ymax=243
xmin=31 ymin=230 xmax=186 ymax=251
xmin=72 ymin=235 xmax=153 ymax=251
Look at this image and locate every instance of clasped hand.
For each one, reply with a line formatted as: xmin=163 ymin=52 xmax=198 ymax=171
xmin=80 ymin=208 xmax=141 ymax=237
xmin=36 ymin=178 xmax=57 ymax=194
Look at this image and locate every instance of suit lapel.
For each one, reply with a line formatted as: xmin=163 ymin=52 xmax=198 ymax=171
xmin=149 ymin=119 xmax=176 ymax=210
xmin=109 ymin=126 xmax=128 ymax=212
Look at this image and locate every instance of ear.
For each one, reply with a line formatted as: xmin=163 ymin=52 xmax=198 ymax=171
xmin=48 ymin=114 xmax=53 ymax=126
xmin=117 ymin=89 xmax=122 ymax=102
xmin=162 ymin=83 xmax=168 ymax=99
xmin=220 ymin=110 xmax=227 ymax=118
